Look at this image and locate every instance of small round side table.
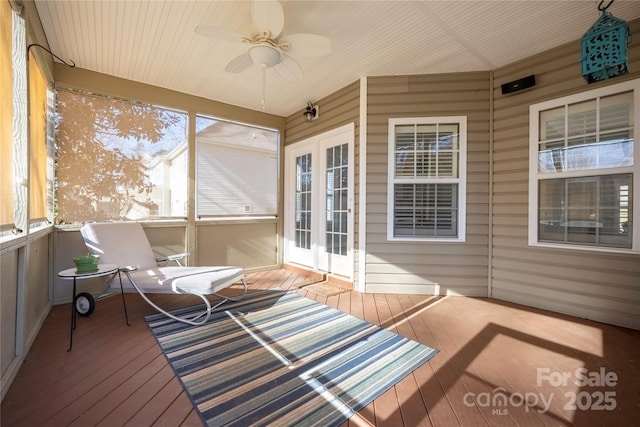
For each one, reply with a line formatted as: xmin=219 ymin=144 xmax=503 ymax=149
xmin=58 ymin=264 xmax=120 ymax=351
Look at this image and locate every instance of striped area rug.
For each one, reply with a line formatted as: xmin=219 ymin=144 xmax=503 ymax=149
xmin=146 ymin=290 xmax=438 ymax=426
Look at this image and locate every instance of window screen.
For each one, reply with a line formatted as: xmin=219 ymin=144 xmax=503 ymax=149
xmin=55 ymin=89 xmax=188 ymax=223
xmin=195 ymin=115 xmax=279 ymax=218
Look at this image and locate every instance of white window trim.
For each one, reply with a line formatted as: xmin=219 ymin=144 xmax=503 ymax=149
xmin=387 ymin=116 xmax=467 ymax=242
xmin=528 ymin=78 xmax=640 ymax=254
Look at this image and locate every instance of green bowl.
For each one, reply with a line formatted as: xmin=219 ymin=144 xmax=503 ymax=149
xmin=73 ymin=254 xmax=99 ymax=273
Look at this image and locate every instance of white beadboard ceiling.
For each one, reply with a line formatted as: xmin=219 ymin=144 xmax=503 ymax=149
xmin=34 ymin=0 xmax=640 ymax=117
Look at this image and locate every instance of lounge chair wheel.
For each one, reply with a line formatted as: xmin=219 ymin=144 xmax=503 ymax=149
xmin=75 ymin=292 xmax=95 ymax=316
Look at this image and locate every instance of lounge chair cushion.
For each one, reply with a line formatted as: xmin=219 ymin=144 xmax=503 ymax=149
xmin=118 ymin=266 xmax=244 ymax=294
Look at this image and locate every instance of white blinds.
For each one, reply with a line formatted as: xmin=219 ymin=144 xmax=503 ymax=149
xmin=391 ymin=121 xmax=461 ymax=238
xmin=394 ymin=124 xmax=459 ymax=179
xmin=394 ymin=183 xmax=457 ymax=237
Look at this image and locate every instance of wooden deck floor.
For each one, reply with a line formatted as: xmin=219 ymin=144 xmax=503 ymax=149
xmin=2 ymin=268 xmax=639 ymax=426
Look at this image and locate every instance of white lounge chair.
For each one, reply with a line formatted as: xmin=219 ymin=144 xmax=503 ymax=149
xmin=79 ymin=222 xmax=247 ymax=325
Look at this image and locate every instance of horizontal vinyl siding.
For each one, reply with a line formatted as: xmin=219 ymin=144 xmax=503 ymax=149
xmin=366 ymin=73 xmax=490 ymax=296
xmin=491 ymin=18 xmax=640 ymax=329
xmin=285 ymin=80 xmax=360 ymax=146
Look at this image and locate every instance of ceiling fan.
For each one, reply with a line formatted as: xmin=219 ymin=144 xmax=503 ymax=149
xmin=195 ymin=0 xmax=331 ymax=85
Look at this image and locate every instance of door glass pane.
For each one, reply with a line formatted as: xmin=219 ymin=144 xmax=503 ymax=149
xmin=295 ymin=153 xmax=312 ymax=249
xmin=326 ymin=143 xmax=348 ymax=255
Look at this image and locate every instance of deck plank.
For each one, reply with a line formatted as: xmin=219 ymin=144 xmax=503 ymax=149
xmin=152 ymin=391 xmax=195 ymax=426
xmin=2 ymin=268 xmax=639 ymax=427
xmin=124 ymin=376 xmax=186 ymax=426
xmin=96 ymin=363 xmax=176 ymax=426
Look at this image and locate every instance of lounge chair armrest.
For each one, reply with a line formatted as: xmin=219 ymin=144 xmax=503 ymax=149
xmin=157 ymin=252 xmax=189 ymax=266
xmin=167 ymin=252 xmax=189 ymax=260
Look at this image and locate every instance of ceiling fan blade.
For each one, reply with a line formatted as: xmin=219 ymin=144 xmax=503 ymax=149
xmin=280 ymin=33 xmax=332 ymax=57
xmin=272 ymin=54 xmax=303 ymax=82
xmin=195 ymin=25 xmax=245 ymax=43
xmin=251 ymin=0 xmax=284 ymax=38
xmin=225 ymin=53 xmax=254 ymax=73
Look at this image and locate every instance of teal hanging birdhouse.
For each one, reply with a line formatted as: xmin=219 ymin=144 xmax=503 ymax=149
xmin=581 ymin=9 xmax=631 ymax=83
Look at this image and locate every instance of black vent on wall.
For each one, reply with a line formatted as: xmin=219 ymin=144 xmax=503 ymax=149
xmin=501 ymin=75 xmax=536 ymax=95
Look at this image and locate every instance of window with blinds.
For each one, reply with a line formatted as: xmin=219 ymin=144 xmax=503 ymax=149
xmin=388 ymin=117 xmax=467 ymax=241
xmin=530 ymin=79 xmax=638 ymax=252
xmin=195 ymin=115 xmax=278 ymax=218
xmin=55 ymin=89 xmax=188 ymax=223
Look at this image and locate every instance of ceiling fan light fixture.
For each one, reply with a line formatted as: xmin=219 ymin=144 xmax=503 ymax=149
xmin=303 ymin=102 xmax=318 ymax=122
xmin=248 ymin=45 xmax=281 ymax=67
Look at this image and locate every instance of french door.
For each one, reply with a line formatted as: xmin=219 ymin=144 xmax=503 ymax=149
xmin=284 ymin=124 xmax=354 ymax=279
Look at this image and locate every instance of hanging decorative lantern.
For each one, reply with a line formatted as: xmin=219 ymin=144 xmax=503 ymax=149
xmin=581 ymin=1 xmax=631 ymax=84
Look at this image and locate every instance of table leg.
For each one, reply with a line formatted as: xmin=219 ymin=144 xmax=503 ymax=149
xmin=68 ymin=277 xmax=76 ymax=352
xmin=118 ymin=270 xmax=130 ymax=326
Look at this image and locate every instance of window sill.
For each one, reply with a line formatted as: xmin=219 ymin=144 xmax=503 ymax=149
xmin=387 ymin=236 xmax=466 ymax=243
xmin=197 ymin=216 xmax=278 ymax=224
xmin=528 ymin=241 xmax=638 ymax=255
xmin=0 ymin=233 xmax=27 ymax=252
xmin=0 ymin=225 xmax=53 ymax=252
